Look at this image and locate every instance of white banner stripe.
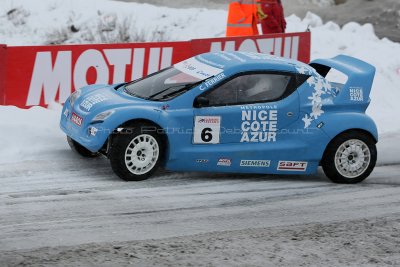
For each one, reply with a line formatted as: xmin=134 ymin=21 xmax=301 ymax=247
xmin=174 ymin=57 xmax=223 ymax=80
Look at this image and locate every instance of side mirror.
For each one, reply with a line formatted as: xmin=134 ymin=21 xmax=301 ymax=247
xmin=194 ymin=96 xmax=210 ymax=108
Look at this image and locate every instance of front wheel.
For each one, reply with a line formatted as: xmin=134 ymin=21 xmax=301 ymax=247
xmin=109 ymin=125 xmax=163 ymax=181
xmin=322 ymin=131 xmax=377 ymax=184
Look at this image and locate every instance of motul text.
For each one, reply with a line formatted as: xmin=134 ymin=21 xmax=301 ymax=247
xmin=0 ymin=33 xmax=310 ymax=107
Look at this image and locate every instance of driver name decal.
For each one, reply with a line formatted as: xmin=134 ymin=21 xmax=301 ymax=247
xmin=240 ymin=110 xmax=278 ymax=142
xmin=199 ymin=73 xmax=226 ymax=91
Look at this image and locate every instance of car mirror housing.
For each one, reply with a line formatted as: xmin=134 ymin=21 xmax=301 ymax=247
xmin=194 ymin=96 xmax=210 ymax=108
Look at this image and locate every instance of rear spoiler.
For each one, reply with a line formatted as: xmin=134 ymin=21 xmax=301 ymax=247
xmin=310 ymin=55 xmax=375 ymax=106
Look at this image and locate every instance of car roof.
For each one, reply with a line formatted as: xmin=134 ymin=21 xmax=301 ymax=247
xmin=195 ymin=51 xmax=307 ymax=73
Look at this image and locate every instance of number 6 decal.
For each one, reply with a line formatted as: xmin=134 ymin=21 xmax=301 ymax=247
xmin=201 ymin=128 xmax=213 ymax=142
xmin=193 ymin=116 xmax=221 ymax=144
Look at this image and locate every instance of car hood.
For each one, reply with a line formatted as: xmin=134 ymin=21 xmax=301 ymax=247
xmin=72 ymin=84 xmax=159 ymax=115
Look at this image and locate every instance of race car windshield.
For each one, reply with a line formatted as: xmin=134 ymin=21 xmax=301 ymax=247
xmin=124 ymin=67 xmax=202 ymax=101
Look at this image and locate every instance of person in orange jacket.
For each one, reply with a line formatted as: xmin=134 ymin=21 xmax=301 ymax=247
xmin=226 ymin=0 xmax=267 ymax=37
xmin=260 ymin=0 xmax=287 ymax=34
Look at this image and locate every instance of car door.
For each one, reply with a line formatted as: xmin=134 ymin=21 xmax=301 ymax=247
xmin=190 ymin=71 xmax=305 ymax=173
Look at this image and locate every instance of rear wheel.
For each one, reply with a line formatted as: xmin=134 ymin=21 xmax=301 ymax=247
xmin=67 ymin=136 xmax=100 ymax=158
xmin=109 ymin=124 xmax=163 ymax=181
xmin=322 ymin=131 xmax=377 ymax=184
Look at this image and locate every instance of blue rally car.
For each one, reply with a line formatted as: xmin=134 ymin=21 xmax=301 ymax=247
xmin=60 ymin=51 xmax=377 ymax=183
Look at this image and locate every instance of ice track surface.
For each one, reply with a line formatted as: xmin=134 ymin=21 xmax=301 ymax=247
xmin=1 ymin=154 xmax=399 ymax=253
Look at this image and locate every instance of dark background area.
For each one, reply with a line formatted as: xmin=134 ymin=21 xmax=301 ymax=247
xmin=116 ymin=0 xmax=400 ymax=42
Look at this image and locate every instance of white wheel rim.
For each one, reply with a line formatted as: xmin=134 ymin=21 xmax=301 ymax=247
xmin=124 ymin=134 xmax=159 ymax=175
xmin=334 ymin=139 xmax=371 ymax=179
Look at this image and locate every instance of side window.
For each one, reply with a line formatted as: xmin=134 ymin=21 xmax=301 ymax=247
xmin=205 ymin=73 xmax=291 ymax=106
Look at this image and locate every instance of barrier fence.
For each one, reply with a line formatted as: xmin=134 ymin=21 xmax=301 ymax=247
xmin=0 ymin=32 xmax=310 ymax=108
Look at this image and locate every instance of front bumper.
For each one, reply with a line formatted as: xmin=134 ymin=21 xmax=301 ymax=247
xmin=60 ymin=101 xmax=110 ymax=152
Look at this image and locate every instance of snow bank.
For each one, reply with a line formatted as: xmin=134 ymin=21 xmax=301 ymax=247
xmin=0 ymin=0 xmax=399 ymax=164
xmin=0 ymin=104 xmax=68 ymax=163
xmin=298 ymin=0 xmax=335 ymax=7
xmin=0 ymin=0 xmax=226 ymax=44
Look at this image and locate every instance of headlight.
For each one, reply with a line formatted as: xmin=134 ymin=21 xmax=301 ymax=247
xmin=69 ymin=89 xmax=81 ymax=107
xmin=91 ymin=110 xmax=115 ymax=123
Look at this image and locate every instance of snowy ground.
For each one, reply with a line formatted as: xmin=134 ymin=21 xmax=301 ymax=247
xmin=1 ymin=158 xmax=400 ymax=266
xmin=1 ymin=0 xmax=400 ymax=266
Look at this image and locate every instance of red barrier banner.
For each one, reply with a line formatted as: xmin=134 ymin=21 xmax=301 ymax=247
xmin=0 ymin=32 xmax=310 ymax=108
xmin=5 ymin=42 xmax=192 ymax=107
xmin=0 ymin=45 xmax=7 ymax=105
xmin=192 ymin=32 xmax=310 ymax=63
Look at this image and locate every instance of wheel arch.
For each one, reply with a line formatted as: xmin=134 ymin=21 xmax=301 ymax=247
xmin=109 ymin=118 xmax=169 ymax=163
xmin=320 ymin=113 xmax=378 ymax=142
xmin=321 ymin=128 xmax=377 ymax=165
xmin=330 ymin=128 xmax=377 ymax=144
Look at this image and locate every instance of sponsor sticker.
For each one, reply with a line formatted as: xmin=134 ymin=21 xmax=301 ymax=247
xmin=317 ymin=122 xmax=325 ymax=129
xmin=349 ymin=87 xmax=364 ymax=101
xmin=80 ymin=94 xmax=108 ymax=111
xmin=71 ymin=112 xmax=83 ymax=126
xmin=174 ymin=57 xmax=223 ymax=80
xmin=63 ymin=108 xmax=69 ymax=117
xmin=277 ymin=161 xmax=308 ymax=171
xmin=240 ymin=160 xmax=270 ymax=167
xmin=240 ymin=109 xmax=278 ymax=143
xmin=217 ymin=158 xmax=231 ymax=166
xmin=196 ymin=159 xmax=209 ymax=163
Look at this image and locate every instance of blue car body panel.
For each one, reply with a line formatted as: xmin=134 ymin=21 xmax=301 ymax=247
xmin=60 ymin=51 xmax=377 ymax=176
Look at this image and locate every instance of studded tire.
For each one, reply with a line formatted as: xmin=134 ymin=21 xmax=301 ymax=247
xmin=321 ymin=131 xmax=377 ymax=184
xmin=109 ymin=124 xmax=163 ymax=181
